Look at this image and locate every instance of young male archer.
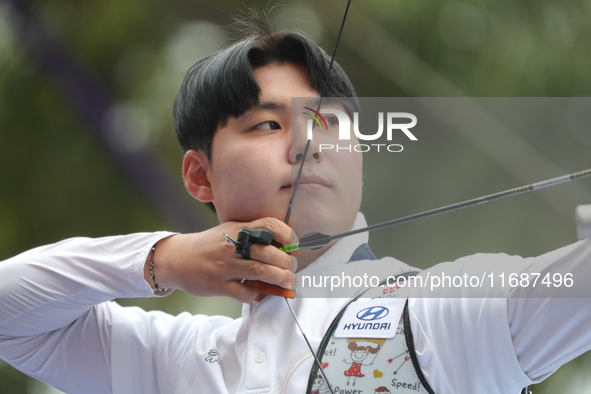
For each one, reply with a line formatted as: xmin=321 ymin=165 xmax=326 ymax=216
xmin=1 ymin=16 xmax=591 ymax=394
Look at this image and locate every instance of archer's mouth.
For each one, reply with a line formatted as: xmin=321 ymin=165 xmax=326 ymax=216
xmin=281 ymin=175 xmax=331 ymax=189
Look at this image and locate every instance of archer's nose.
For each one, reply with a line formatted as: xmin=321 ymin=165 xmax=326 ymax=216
xmin=289 ymin=138 xmax=321 ymax=164
xmin=289 ymin=118 xmax=321 ymax=164
xmin=291 ymin=149 xmax=320 ymax=164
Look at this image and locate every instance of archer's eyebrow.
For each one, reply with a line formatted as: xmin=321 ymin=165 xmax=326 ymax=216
xmin=251 ymin=101 xmax=289 ymax=113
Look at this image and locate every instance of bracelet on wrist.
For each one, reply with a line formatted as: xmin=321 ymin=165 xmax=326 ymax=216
xmin=149 ymin=244 xmax=169 ymax=293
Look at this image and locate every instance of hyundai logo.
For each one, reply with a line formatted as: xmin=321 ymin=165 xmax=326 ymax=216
xmin=356 ymin=306 xmax=389 ymax=321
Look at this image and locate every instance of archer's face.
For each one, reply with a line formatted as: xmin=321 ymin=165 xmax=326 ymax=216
xmin=199 ymin=62 xmax=362 ymax=249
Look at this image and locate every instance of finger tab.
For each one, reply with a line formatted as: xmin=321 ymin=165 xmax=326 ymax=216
xmin=251 ymin=280 xmax=296 ymax=299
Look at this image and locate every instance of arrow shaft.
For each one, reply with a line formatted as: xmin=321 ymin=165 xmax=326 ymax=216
xmin=287 ymin=167 xmax=591 ymax=251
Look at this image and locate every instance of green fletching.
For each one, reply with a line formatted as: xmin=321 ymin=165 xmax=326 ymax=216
xmin=279 ymin=244 xmax=301 ymax=253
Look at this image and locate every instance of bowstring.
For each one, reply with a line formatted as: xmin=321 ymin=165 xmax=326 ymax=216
xmin=282 ymin=1 xmax=353 ymax=393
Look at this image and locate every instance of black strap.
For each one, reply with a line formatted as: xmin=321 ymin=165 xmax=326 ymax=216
xmin=403 ymin=301 xmax=436 ymax=394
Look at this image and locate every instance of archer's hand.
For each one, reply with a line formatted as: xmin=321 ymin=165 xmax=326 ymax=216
xmin=144 ymin=218 xmax=297 ymax=303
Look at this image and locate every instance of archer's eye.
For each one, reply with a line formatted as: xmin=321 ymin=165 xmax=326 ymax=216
xmin=325 ymin=116 xmax=339 ymax=128
xmin=253 ymin=121 xmax=281 ymax=131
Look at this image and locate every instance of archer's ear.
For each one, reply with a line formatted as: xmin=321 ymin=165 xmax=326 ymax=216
xmin=182 ymin=150 xmax=213 ymax=202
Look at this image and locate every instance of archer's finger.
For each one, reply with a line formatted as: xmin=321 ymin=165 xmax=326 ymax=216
xmin=248 ymin=243 xmax=296 ymax=271
xmin=222 ymin=280 xmax=259 ymax=303
xmin=246 ymin=217 xmax=298 ymax=248
xmin=235 ymin=259 xmax=296 ymax=290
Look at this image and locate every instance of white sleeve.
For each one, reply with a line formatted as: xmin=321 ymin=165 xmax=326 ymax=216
xmin=508 ymin=239 xmax=591 ymax=382
xmin=0 ymin=232 xmax=175 ymax=393
xmin=409 ymin=238 xmax=591 ymax=393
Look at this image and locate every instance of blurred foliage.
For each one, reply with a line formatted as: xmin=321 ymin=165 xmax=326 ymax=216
xmin=1 ymin=0 xmax=590 ymax=393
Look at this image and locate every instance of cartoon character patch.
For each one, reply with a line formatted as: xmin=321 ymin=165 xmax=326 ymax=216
xmin=343 ymin=341 xmax=381 ymax=385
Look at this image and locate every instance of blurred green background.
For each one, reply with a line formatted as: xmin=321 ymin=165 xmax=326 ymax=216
xmin=1 ymin=0 xmax=590 ymax=392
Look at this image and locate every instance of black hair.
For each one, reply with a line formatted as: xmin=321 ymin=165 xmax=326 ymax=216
xmin=173 ymin=10 xmax=357 ymax=159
